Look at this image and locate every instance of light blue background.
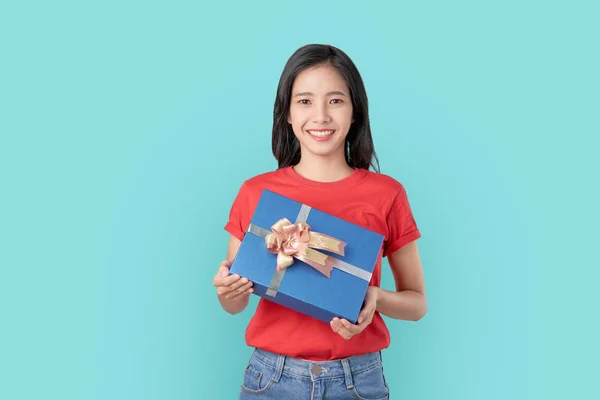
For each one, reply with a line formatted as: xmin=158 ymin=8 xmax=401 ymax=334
xmin=1 ymin=1 xmax=598 ymax=399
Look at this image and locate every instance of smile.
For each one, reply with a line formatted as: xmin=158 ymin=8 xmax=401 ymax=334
xmin=307 ymin=130 xmax=335 ymax=137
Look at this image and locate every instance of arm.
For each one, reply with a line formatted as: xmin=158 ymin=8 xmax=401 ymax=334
xmin=376 ymin=240 xmax=427 ymax=321
xmin=330 ymin=239 xmax=427 ymax=338
xmin=213 ymin=235 xmax=253 ymax=315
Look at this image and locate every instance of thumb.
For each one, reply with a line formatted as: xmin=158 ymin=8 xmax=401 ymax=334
xmin=357 ymin=308 xmax=370 ymax=325
xmin=357 ymin=310 xmax=366 ymax=324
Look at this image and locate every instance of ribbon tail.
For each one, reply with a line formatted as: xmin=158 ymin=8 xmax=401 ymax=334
xmin=277 ymin=253 xmax=294 ymax=271
xmin=294 ymin=254 xmax=333 ymax=278
xmin=308 ymin=232 xmax=346 ymax=256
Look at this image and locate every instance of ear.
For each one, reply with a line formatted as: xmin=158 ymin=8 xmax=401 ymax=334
xmin=287 ymin=113 xmax=291 ymax=124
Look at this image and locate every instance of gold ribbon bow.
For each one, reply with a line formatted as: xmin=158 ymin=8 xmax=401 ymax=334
xmin=264 ymin=218 xmax=346 ymax=278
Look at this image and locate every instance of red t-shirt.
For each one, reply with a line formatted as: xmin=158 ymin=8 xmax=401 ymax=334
xmin=224 ymin=166 xmax=421 ymax=361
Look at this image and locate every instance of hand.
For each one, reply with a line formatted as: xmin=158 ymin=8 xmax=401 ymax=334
xmin=330 ymin=286 xmax=379 ymax=340
xmin=212 ymin=260 xmax=254 ymax=299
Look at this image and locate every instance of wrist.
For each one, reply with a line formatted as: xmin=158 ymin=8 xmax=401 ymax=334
xmin=370 ymin=286 xmax=382 ymax=310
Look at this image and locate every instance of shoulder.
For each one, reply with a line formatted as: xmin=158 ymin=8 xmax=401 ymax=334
xmin=361 ymin=169 xmax=407 ymax=196
xmin=233 ymin=168 xmax=288 ymax=203
xmin=244 ymin=169 xmax=281 ymax=185
xmin=239 ymin=168 xmax=284 ymax=190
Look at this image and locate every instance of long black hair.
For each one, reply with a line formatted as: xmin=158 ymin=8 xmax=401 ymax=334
xmin=272 ymin=44 xmax=380 ymax=172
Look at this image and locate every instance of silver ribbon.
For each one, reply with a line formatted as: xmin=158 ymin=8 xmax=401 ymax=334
xmin=246 ymin=204 xmax=372 ymax=297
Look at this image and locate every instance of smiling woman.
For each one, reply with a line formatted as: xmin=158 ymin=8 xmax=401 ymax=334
xmin=213 ymin=44 xmax=426 ymax=400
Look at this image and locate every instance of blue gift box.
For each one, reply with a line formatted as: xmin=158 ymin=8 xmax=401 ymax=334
xmin=229 ymin=189 xmax=384 ymax=324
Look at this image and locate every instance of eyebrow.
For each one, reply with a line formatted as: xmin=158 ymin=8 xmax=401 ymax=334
xmin=293 ymin=91 xmax=347 ymax=97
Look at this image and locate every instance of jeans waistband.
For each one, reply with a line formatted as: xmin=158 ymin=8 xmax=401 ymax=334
xmin=250 ymin=348 xmax=383 ymax=382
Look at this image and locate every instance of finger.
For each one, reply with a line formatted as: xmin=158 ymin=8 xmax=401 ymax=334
xmin=340 ymin=318 xmax=363 ymax=334
xmin=218 ymin=262 xmax=231 ymax=277
xmin=219 ymin=260 xmax=232 ymax=274
xmin=330 ymin=318 xmax=354 ymax=340
xmin=357 ymin=307 xmax=374 ymax=325
xmin=213 ymin=269 xmax=228 ymax=286
xmin=335 ymin=328 xmax=353 ymax=340
xmin=218 ymin=282 xmax=243 ymax=297
xmin=330 ymin=318 xmax=341 ymax=333
xmin=357 ymin=312 xmax=375 ymax=330
xmin=218 ymin=276 xmax=246 ymax=296
xmin=333 ymin=318 xmax=359 ymax=339
xmin=227 ymin=282 xmax=254 ymax=299
xmin=227 ymin=290 xmax=250 ymax=300
xmin=216 ymin=275 xmax=241 ymax=295
xmin=213 ymin=263 xmax=231 ymax=286
xmin=330 ymin=317 xmax=342 ymax=330
xmin=220 ymin=273 xmax=242 ymax=287
xmin=228 ymin=277 xmax=252 ymax=292
xmin=356 ymin=317 xmax=371 ymax=330
xmin=213 ymin=273 xmax=235 ymax=289
xmin=226 ymin=281 xmax=254 ymax=299
xmin=213 ymin=268 xmax=227 ymax=286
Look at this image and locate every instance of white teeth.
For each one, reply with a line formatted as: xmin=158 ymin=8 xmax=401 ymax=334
xmin=307 ymin=130 xmax=334 ymax=137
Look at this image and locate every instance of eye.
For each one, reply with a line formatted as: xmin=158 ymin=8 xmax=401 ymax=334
xmin=330 ymin=99 xmax=343 ymax=104
xmin=298 ymin=99 xmax=310 ymax=105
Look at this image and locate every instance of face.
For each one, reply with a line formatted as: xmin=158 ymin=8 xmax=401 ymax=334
xmin=287 ymin=64 xmax=354 ymax=159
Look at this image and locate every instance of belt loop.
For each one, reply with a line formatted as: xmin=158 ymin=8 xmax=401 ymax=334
xmin=274 ymin=354 xmax=285 ymax=382
xmin=341 ymin=358 xmax=354 ymax=389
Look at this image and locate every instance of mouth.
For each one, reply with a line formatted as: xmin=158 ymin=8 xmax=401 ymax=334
xmin=306 ymin=129 xmax=335 ymax=138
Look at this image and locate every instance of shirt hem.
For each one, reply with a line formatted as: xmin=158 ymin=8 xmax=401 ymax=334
xmin=383 ymin=229 xmax=421 ymax=257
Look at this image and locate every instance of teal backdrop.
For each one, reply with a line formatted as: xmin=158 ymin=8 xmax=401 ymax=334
xmin=1 ymin=1 xmax=598 ymax=399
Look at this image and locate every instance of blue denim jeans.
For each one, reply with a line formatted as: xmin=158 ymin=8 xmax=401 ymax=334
xmin=239 ymin=348 xmax=390 ymax=400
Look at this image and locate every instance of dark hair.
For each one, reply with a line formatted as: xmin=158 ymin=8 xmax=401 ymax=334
xmin=272 ymin=44 xmax=380 ymax=172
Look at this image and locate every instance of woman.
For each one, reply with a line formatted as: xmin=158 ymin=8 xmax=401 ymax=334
xmin=213 ymin=44 xmax=427 ymax=399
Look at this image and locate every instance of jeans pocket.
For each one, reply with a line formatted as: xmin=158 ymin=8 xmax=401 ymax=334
xmin=241 ymin=357 xmax=276 ymax=395
xmin=351 ymin=363 xmax=389 ymax=400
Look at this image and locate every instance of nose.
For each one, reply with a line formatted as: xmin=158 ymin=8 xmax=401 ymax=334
xmin=312 ymin=102 xmax=331 ymax=124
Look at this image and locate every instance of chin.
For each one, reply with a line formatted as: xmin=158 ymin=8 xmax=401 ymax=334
xmin=305 ymin=144 xmax=344 ymax=157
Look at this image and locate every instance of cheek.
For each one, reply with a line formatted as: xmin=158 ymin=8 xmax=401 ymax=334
xmin=335 ymin=108 xmax=354 ymax=126
xmin=345 ymin=107 xmax=354 ymax=122
xmin=289 ymin=108 xmax=309 ymax=127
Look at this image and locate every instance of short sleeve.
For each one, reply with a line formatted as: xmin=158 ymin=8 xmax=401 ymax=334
xmin=224 ymin=182 xmax=252 ymax=241
xmin=383 ymin=186 xmax=421 ymax=257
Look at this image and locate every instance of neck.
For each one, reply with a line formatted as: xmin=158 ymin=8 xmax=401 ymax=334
xmin=293 ymin=152 xmax=355 ymax=183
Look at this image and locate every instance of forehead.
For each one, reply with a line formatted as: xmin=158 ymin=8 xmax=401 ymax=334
xmin=292 ymin=64 xmax=349 ymax=93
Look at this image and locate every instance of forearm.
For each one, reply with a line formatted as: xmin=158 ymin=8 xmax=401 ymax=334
xmin=218 ymin=294 xmax=250 ymax=315
xmin=375 ymin=287 xmax=427 ymax=321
